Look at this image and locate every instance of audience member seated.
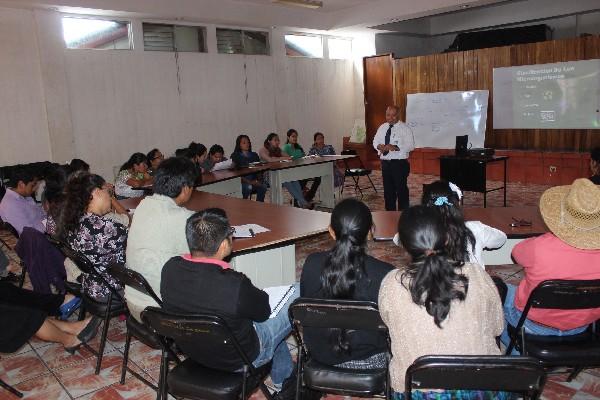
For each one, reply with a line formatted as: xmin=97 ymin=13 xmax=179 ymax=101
xmin=186 ymin=142 xmax=208 ymax=175
xmin=0 ymin=165 xmax=46 ymax=235
xmin=499 ymin=178 xmax=600 ymax=350
xmin=308 ymin=131 xmax=344 ymax=188
xmin=146 ymin=149 xmax=164 ymax=176
xmin=126 ymin=157 xmax=196 ymax=321
xmin=230 ymin=134 xmax=267 ymax=202
xmin=300 ymin=198 xmax=393 ymax=368
xmin=201 ymin=144 xmax=227 ymax=172
xmin=379 ymin=205 xmax=503 ymax=394
xmin=161 ymin=209 xmax=298 ymax=397
xmin=54 ymin=173 xmax=127 ymax=302
xmin=590 ymin=147 xmax=600 ymax=184
xmin=416 ymin=180 xmax=507 ymax=269
xmin=115 ymin=153 xmax=153 ymax=198
xmin=67 ymin=159 xmax=90 ymax=175
xmin=259 ymin=133 xmax=312 ymax=209
xmin=282 ymin=129 xmax=305 ymax=160
xmin=0 ymin=280 xmax=99 ymax=354
xmin=284 ymin=129 xmax=321 ymax=202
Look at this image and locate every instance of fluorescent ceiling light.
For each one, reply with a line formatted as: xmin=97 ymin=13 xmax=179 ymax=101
xmin=273 ymin=0 xmax=323 ymax=9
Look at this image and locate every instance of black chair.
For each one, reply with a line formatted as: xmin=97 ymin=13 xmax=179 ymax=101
xmin=505 ymin=279 xmax=600 ymax=381
xmin=142 ymin=307 xmax=274 ymax=400
xmin=52 ymin=240 xmax=127 ymax=374
xmin=289 ymin=298 xmax=391 ymax=399
xmin=340 ymin=149 xmax=377 ymax=197
xmin=0 ymin=218 xmax=26 ymax=288
xmin=405 ymin=355 xmax=546 ymax=400
xmin=105 ymin=265 xmax=167 ymax=393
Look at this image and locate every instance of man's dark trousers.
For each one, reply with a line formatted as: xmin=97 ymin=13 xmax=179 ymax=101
xmin=381 ymin=159 xmax=410 ymax=211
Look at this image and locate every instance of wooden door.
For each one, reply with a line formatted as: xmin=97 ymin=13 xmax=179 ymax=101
xmin=364 ymin=54 xmax=394 ymax=162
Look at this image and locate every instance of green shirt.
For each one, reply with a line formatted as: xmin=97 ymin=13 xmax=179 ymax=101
xmin=282 ymin=143 xmax=305 ymax=160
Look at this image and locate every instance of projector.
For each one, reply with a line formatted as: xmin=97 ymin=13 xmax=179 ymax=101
xmin=467 ymin=148 xmax=495 ymax=157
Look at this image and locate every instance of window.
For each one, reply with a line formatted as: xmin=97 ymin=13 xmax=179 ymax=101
xmin=285 ymin=34 xmax=323 ymax=58
xmin=216 ymin=28 xmax=269 ymax=55
xmin=328 ymin=37 xmax=352 ymax=60
xmin=62 ymin=16 xmax=131 ymax=50
xmin=142 ymin=23 xmax=206 ymax=52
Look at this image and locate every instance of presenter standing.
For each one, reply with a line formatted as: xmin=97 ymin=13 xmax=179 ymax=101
xmin=373 ymin=105 xmax=415 ymax=211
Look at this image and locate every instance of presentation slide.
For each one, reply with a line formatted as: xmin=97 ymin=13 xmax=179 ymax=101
xmin=493 ymin=59 xmax=600 ymax=129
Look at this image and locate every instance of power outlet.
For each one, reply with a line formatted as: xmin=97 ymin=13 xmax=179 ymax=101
xmin=549 ymin=165 xmax=557 ymax=173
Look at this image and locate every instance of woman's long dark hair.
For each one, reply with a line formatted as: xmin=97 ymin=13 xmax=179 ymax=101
xmin=286 ymin=129 xmax=304 ymax=152
xmin=399 ymin=205 xmax=469 ymax=328
xmin=320 ymin=198 xmax=371 ymax=354
xmin=422 ymin=180 xmax=474 ymax=262
xmin=54 ymin=173 xmax=106 ymax=241
xmin=234 ymin=134 xmax=252 ymax=153
xmin=264 ymin=133 xmax=282 ymax=157
xmin=120 ymin=153 xmax=147 ymax=172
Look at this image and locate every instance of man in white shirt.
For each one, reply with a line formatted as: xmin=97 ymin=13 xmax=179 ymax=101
xmin=125 ymin=157 xmax=196 ymax=321
xmin=372 ymin=105 xmax=415 ymax=210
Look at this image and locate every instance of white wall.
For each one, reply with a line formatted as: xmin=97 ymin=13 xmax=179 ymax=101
xmin=0 ymin=7 xmax=53 ymax=165
xmin=0 ymin=6 xmax=366 ymax=180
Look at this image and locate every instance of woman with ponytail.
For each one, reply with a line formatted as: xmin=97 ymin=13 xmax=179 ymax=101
xmin=300 ymin=198 xmax=393 ymax=368
xmin=379 ymin=205 xmax=504 ymax=395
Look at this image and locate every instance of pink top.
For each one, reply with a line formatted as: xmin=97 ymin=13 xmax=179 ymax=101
xmin=513 ymin=233 xmax=600 ymax=330
xmin=182 ymin=254 xmax=230 ymax=270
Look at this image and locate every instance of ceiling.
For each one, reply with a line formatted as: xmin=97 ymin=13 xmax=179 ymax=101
xmin=0 ymin=0 xmax=513 ymax=33
xmin=234 ymin=0 xmax=372 ymax=13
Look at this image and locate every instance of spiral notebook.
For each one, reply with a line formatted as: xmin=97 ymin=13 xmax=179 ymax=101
xmin=263 ymin=284 xmax=296 ymax=319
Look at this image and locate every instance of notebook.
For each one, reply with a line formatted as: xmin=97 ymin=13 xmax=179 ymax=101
xmin=263 ymin=284 xmax=296 ymax=319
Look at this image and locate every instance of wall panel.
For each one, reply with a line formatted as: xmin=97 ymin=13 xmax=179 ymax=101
xmin=389 ymin=35 xmax=600 ymax=151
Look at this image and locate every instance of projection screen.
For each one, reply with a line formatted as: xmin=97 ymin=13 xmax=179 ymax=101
xmin=493 ymin=59 xmax=600 ymax=129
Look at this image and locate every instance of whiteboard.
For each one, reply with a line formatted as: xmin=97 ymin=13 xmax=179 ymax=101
xmin=406 ymin=90 xmax=489 ymax=149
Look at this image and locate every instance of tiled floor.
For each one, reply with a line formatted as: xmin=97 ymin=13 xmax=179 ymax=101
xmin=2 ymin=172 xmax=599 ymax=400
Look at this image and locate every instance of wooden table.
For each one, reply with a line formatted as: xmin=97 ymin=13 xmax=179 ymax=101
xmin=371 ymin=206 xmax=547 ymax=265
xmin=264 ymin=155 xmax=355 ymax=209
xmin=120 ymin=191 xmax=330 ymax=287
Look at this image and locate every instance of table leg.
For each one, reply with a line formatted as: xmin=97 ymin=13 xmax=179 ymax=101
xmin=269 ymin=170 xmax=284 ymax=205
xmin=503 ymin=159 xmax=507 ymax=207
xmin=319 ymin=165 xmax=335 ymax=209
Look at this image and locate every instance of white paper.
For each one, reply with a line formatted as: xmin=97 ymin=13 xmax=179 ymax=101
xmin=263 ymin=284 xmax=296 ymax=318
xmin=232 ymin=224 xmax=270 ymax=238
xmin=212 ymin=159 xmax=234 ymax=171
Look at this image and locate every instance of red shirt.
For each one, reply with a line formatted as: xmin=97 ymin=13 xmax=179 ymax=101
xmin=513 ymin=233 xmax=600 ymax=330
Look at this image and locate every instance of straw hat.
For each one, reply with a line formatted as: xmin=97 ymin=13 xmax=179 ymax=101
xmin=539 ymin=178 xmax=600 ymax=250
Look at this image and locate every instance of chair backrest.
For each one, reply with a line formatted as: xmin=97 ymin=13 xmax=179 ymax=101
xmin=405 ymin=355 xmax=546 ymax=399
xmin=289 ymin=298 xmax=387 ymax=331
xmin=526 ymin=279 xmax=600 ymax=310
xmin=141 ymin=306 xmax=254 ymax=367
xmin=107 ymin=264 xmax=162 ymax=306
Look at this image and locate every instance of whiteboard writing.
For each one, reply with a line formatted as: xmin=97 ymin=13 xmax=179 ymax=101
xmin=406 ymin=90 xmax=489 ymax=149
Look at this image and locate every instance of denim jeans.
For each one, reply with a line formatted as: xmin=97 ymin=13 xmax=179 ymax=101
xmin=283 ymin=182 xmax=307 ymax=207
xmin=242 ymin=182 xmax=267 ymax=202
xmin=252 ymin=283 xmax=300 ymax=386
xmin=500 ymin=283 xmax=586 ymax=354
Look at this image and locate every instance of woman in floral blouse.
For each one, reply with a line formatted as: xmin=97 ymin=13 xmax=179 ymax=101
xmin=55 ymin=173 xmax=127 ymax=302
